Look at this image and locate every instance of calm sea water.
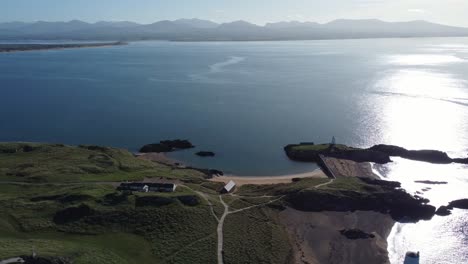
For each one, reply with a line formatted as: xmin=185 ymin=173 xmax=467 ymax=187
xmin=1 ymin=38 xmax=468 ymax=263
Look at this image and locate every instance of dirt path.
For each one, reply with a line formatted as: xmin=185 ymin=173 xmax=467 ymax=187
xmin=314 ymin=178 xmax=335 ymax=189
xmin=217 ymin=196 xmax=229 ymax=264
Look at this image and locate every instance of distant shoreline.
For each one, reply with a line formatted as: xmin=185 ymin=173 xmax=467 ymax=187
xmin=0 ymin=41 xmax=127 ymax=53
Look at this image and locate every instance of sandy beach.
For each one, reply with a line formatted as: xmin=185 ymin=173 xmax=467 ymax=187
xmin=209 ymin=169 xmax=328 ymax=186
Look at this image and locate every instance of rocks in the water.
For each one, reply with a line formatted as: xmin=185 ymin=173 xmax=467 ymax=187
xmin=432 ymin=199 xmax=468 ymax=217
xmin=448 ymin=199 xmax=468 ymax=209
xmin=369 ymin=144 xmax=453 ymax=164
xmin=339 ymin=229 xmax=375 ymax=239
xmin=139 ymin=139 xmax=194 ymax=153
xmin=196 ymin=151 xmax=215 ymax=157
xmin=435 ymin=206 xmax=452 ymax=216
xmin=53 ymin=204 xmax=94 ymax=224
xmin=415 ymin=180 xmax=448 ymax=185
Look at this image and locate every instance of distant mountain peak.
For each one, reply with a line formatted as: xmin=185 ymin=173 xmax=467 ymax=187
xmin=173 ymin=18 xmax=218 ymax=28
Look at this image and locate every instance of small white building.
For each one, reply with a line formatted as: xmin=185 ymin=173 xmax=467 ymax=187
xmin=222 ymin=180 xmax=236 ymax=193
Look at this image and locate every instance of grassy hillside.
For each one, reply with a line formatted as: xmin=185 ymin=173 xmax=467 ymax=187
xmin=0 ymin=143 xmax=215 ymax=263
xmin=0 ymin=143 xmax=205 ymax=183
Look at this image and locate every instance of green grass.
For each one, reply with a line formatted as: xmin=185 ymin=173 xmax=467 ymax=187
xmin=0 ymin=142 xmax=204 ymax=183
xmin=223 ymin=207 xmax=291 ymax=264
xmin=0 ymin=181 xmax=217 ymax=263
xmin=237 ymin=177 xmax=330 ymax=196
xmin=0 ymin=232 xmax=154 ymax=264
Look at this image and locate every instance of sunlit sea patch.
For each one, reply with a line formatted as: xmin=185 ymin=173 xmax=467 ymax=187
xmin=386 ymin=54 xmax=464 ymax=66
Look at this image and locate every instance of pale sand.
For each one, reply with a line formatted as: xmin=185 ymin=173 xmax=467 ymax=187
xmin=210 ymin=169 xmax=328 ymax=186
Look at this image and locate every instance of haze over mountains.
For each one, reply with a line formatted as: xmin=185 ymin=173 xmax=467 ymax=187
xmin=1 ymin=18 xmax=468 ymax=41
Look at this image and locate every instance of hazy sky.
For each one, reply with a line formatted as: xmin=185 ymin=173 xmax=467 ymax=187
xmin=1 ymin=0 xmax=468 ymax=26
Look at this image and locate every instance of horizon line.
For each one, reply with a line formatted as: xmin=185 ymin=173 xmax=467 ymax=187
xmin=1 ymin=18 xmax=466 ymax=28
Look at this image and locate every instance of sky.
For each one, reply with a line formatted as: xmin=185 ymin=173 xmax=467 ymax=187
xmin=1 ymin=0 xmax=468 ymax=27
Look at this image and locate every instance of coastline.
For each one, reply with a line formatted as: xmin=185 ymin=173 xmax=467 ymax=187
xmin=0 ymin=41 xmax=126 ymax=53
xmin=138 ymin=150 xmax=395 ymax=263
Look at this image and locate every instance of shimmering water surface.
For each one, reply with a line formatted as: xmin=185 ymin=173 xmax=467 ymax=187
xmin=1 ymin=38 xmax=468 ymax=263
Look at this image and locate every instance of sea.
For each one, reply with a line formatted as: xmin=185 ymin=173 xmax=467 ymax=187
xmin=1 ymin=38 xmax=468 ymax=263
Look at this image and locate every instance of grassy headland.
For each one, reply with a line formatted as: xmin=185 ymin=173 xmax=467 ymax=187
xmin=0 ymin=142 xmax=442 ymax=264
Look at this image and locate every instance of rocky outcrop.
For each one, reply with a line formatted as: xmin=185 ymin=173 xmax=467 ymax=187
xmin=435 ymin=199 xmax=468 ymax=216
xmin=284 ymin=179 xmax=436 ymax=222
xmin=369 ymin=144 xmax=453 ymax=164
xmin=340 ymin=229 xmax=375 ymax=239
xmin=415 ymin=180 xmax=448 ymax=185
xmin=286 ymin=189 xmax=435 ymax=222
xmin=196 ymin=151 xmax=215 ymax=157
xmin=285 ymin=142 xmax=468 ymax=165
xmin=435 ymin=206 xmax=452 ymax=216
xmin=448 ymin=199 xmax=468 ymax=209
xmin=139 ymin=139 xmax=194 ymax=153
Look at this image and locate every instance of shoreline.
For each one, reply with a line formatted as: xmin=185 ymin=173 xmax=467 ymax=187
xmin=0 ymin=41 xmax=126 ymax=53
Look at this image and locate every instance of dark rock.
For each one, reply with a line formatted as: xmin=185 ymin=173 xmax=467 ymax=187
xmin=53 ymin=204 xmax=94 ymax=224
xmin=135 ymin=196 xmax=174 ymax=207
xmin=160 ymin=139 xmax=194 ymax=149
xmin=452 ymin=158 xmax=468 ymax=164
xmin=140 ymin=139 xmax=194 ymax=153
xmin=448 ymin=199 xmax=468 ymax=209
xmin=415 ymin=180 xmax=448 ymax=185
xmin=370 ymin=144 xmax=452 ymax=164
xmin=285 ymin=189 xmax=436 ymax=222
xmin=196 ymin=151 xmax=215 ymax=157
xmin=177 ymin=195 xmax=200 ymax=206
xmin=435 ymin=206 xmax=452 ymax=216
xmin=339 ymin=229 xmax=375 ymax=239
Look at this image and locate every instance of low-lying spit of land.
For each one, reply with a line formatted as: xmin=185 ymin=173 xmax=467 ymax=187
xmin=0 ymin=42 xmax=126 ymax=53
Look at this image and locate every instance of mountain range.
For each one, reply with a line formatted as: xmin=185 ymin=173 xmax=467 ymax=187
xmin=1 ymin=18 xmax=468 ymax=41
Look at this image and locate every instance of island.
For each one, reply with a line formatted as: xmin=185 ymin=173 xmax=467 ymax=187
xmin=0 ymin=41 xmax=127 ymax=53
xmin=0 ymin=142 xmax=465 ymax=264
